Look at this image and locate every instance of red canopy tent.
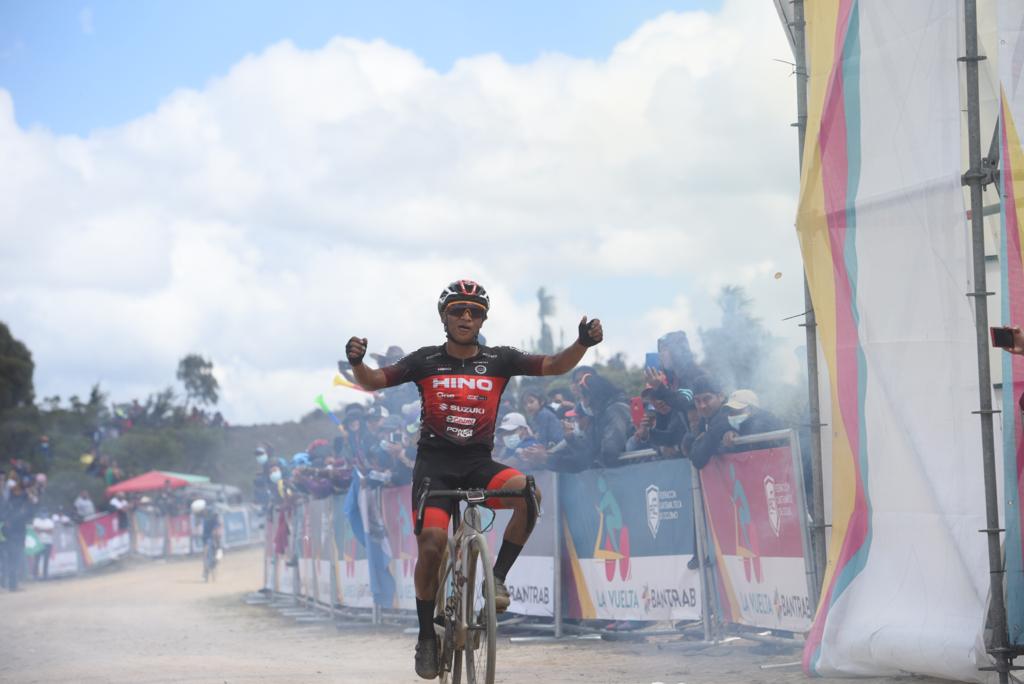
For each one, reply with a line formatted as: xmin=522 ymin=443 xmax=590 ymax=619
xmin=106 ymin=470 xmax=189 ymax=496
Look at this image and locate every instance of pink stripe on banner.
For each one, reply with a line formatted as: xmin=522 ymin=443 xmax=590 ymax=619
xmin=1002 ymin=105 xmax=1024 ymax=557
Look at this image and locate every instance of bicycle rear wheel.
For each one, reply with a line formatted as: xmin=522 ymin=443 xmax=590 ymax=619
xmin=463 ymin=536 xmax=496 ymax=684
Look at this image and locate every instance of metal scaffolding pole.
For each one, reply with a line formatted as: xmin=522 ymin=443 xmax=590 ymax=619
xmin=961 ymin=1 xmax=1011 ymax=681
xmin=790 ymin=0 xmax=827 ymax=599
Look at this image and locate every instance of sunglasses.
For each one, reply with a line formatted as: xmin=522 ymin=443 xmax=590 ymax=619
xmin=445 ymin=305 xmax=487 ymax=320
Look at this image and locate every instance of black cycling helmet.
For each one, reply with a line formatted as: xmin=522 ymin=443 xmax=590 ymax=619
xmin=437 ymin=279 xmax=490 ymax=315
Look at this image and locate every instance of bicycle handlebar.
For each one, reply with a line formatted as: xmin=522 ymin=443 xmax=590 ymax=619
xmin=414 ymin=475 xmax=538 ymax=537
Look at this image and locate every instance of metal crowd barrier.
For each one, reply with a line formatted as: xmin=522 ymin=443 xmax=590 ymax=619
xmin=256 ymin=430 xmax=816 ymax=641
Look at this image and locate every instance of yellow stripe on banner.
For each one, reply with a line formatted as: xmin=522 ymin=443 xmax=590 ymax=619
xmin=77 ymin=530 xmax=92 ymax=566
xmin=1006 ymin=91 xmax=1024 ymax=238
xmin=562 ymin=516 xmax=596 ymax=619
xmin=795 ymin=0 xmax=857 ymax=604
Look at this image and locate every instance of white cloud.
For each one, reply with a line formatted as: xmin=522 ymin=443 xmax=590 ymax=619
xmin=0 ymin=0 xmax=803 ymax=423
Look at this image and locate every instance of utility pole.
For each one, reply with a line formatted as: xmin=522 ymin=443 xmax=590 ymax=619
xmin=961 ymin=1 xmax=1011 ymax=681
xmin=791 ymin=0 xmax=827 ymax=598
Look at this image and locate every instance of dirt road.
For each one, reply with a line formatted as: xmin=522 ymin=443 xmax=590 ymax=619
xmin=0 ymin=547 xmax=948 ymax=684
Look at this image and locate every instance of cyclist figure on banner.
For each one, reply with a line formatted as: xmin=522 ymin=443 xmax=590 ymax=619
xmin=192 ymin=499 xmax=222 ymax=582
xmin=344 ymin=279 xmax=602 ymax=679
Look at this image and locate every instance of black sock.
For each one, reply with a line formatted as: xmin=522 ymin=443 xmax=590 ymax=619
xmin=416 ymin=598 xmax=436 ymax=640
xmin=492 ymin=540 xmax=524 ymax=582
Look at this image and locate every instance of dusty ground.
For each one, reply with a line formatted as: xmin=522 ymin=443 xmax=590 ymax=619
xmin=0 ymin=547 xmax=951 ymax=684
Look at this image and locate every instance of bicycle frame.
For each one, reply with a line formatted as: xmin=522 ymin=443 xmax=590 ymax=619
xmin=416 ymin=476 xmax=537 ymax=684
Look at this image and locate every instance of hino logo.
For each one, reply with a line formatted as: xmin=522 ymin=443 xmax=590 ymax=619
xmin=432 ymin=377 xmax=494 ymax=391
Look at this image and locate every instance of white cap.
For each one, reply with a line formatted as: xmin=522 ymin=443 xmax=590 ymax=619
xmin=498 ymin=412 xmax=529 ymax=432
xmin=724 ymin=389 xmax=760 ymax=410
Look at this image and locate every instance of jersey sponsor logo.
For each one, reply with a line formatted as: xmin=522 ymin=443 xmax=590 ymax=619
xmin=474 ymin=364 xmax=487 ymax=374
xmin=436 ymin=392 xmax=456 ymax=399
xmin=482 ymin=352 xmax=497 ymax=358
xmin=466 ymin=394 xmax=487 ymax=402
xmin=439 ymin=403 xmax=486 ymax=415
xmin=431 ymin=377 xmax=494 ymax=391
xmin=446 ymin=425 xmax=474 ymax=438
xmin=446 ymin=415 xmax=477 ymax=426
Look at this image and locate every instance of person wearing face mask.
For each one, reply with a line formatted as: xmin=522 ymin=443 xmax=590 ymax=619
xmin=687 ymin=385 xmax=783 ymax=470
xmin=252 ymin=446 xmax=272 ymax=510
xmin=495 ymin=412 xmax=547 ymax=470
xmin=718 ymin=390 xmax=783 ymax=451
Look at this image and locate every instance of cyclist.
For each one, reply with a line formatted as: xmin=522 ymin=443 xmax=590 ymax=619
xmin=192 ymin=499 xmax=222 ymax=581
xmin=344 ymin=279 xmax=602 ymax=679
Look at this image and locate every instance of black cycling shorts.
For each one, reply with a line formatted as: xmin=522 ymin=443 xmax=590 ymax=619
xmin=411 ymin=452 xmax=522 ymax=531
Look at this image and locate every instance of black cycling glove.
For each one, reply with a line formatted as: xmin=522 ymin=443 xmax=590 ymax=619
xmin=345 ymin=338 xmax=367 ymax=366
xmin=577 ymin=319 xmax=600 ymax=347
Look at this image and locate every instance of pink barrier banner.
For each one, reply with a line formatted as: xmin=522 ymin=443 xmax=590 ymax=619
xmin=77 ymin=512 xmax=130 ymax=567
xmin=167 ymin=515 xmax=192 ymax=555
xmin=700 ymin=441 xmax=813 ymax=632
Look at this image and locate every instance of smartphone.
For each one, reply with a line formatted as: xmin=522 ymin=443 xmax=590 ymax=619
xmin=629 ymin=396 xmax=644 ymax=428
xmin=991 ymin=326 xmax=1015 ymax=349
xmin=644 ymin=352 xmax=662 ymax=370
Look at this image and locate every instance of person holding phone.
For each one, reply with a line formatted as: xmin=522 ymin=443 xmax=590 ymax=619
xmin=992 ymin=326 xmax=1024 ymax=354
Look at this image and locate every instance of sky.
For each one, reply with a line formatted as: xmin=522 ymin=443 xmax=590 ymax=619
xmin=0 ymin=0 xmax=804 ymax=425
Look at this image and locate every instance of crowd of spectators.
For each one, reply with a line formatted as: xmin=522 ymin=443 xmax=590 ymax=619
xmin=0 ymin=459 xmax=55 ymax=590
xmin=256 ymin=333 xmax=790 ymax=512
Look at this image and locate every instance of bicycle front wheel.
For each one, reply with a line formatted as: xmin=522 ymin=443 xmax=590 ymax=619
xmin=436 ymin=544 xmax=462 ymax=684
xmin=463 ymin=536 xmax=496 ymax=684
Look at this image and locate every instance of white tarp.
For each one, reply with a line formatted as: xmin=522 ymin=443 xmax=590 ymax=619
xmin=794 ymin=2 xmax=995 ymax=680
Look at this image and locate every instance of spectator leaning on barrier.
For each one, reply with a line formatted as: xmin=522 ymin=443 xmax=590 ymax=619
xmin=74 ymin=490 xmax=96 ymax=520
xmin=717 ymin=390 xmax=784 ymax=452
xmin=495 ymin=412 xmax=548 ymax=471
xmin=681 ymin=374 xmax=727 ymax=469
xmin=551 ymin=372 xmax=632 ymax=472
xmin=626 ymin=383 xmax=689 ymax=457
xmin=687 ymin=384 xmax=785 ymax=469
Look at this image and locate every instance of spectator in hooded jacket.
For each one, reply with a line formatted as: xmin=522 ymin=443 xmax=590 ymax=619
xmin=550 ymin=372 xmax=631 ymax=472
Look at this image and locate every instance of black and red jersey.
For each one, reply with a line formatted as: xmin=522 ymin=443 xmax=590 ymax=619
xmin=381 ymin=344 xmax=545 ymax=458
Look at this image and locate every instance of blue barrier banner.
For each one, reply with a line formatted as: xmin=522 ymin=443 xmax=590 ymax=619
xmin=560 ymin=460 xmax=700 ymax=621
xmin=222 ymin=509 xmax=249 ymax=547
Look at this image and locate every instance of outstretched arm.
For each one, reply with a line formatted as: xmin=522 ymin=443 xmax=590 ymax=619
xmin=541 ymin=316 xmax=603 ymax=376
xmin=344 ymin=337 xmax=389 ymax=391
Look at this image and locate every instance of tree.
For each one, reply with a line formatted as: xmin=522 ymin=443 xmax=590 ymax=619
xmin=0 ymin=322 xmax=34 ymax=412
xmin=537 ymin=287 xmax=555 ymax=355
xmin=699 ymin=285 xmax=777 ymax=392
xmin=176 ymin=354 xmax=219 ymax=408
